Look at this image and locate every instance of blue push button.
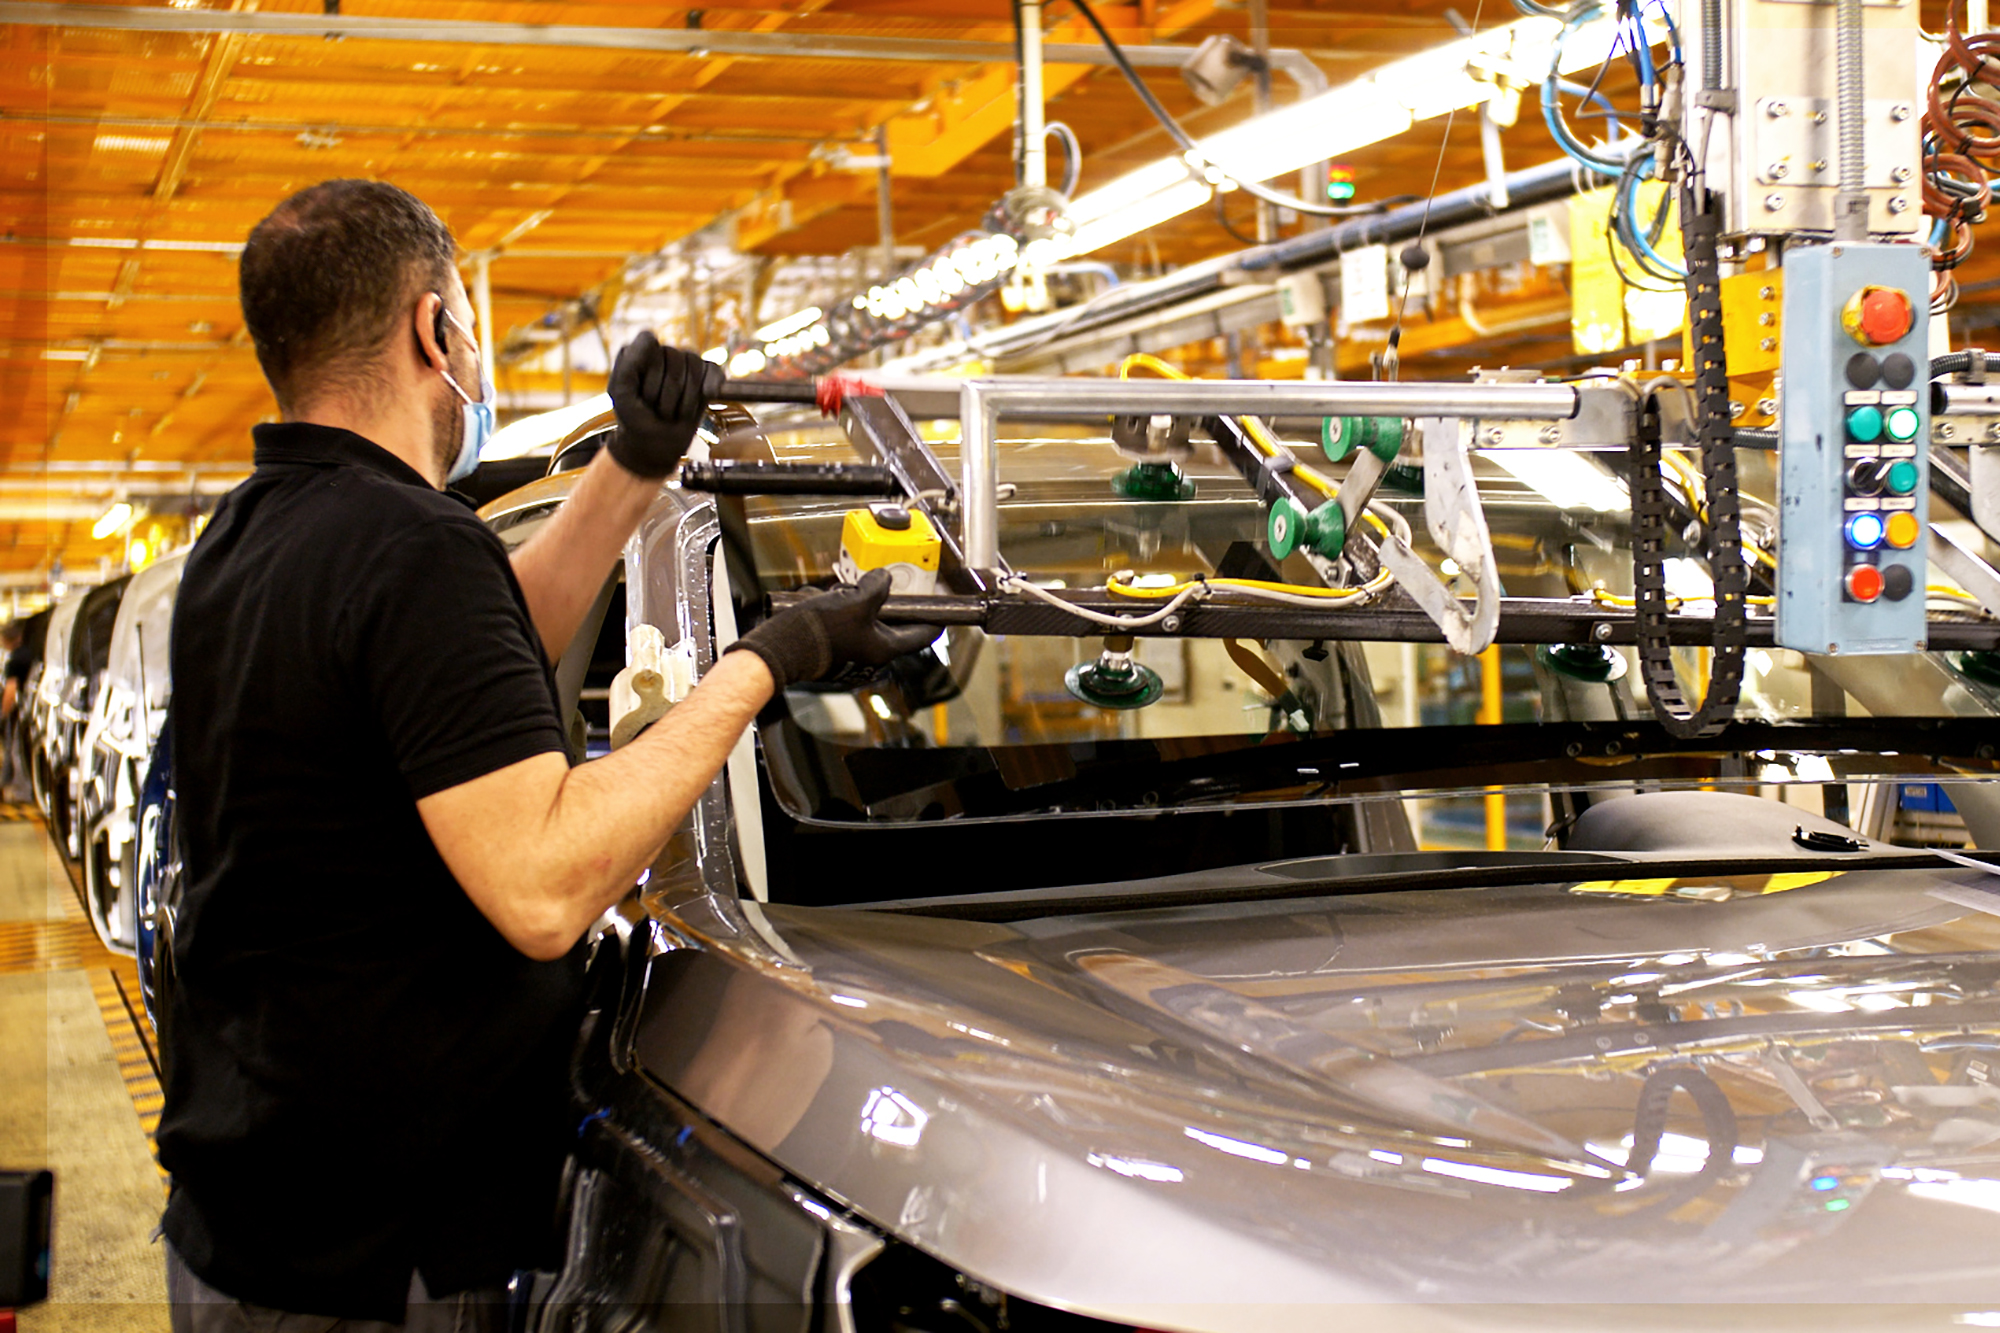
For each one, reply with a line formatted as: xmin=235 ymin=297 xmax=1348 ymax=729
xmin=1845 ymin=512 xmax=1886 ymax=550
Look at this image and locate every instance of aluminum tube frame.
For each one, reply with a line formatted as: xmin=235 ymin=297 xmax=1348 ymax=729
xmin=1020 ymin=0 xmax=1047 ymax=191
xmin=956 ymin=377 xmax=1580 ymax=568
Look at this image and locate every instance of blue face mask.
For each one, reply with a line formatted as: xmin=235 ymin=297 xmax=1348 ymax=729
xmin=438 ymin=310 xmax=494 ymax=485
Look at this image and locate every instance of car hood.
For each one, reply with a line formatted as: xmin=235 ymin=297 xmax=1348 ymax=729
xmin=634 ymin=862 xmax=2000 ymax=1328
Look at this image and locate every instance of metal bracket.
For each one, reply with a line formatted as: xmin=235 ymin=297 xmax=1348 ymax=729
xmin=1930 ymin=522 xmax=2000 ymax=619
xmin=1376 ymin=418 xmax=1502 ymax=654
xmin=1970 ymin=443 xmax=2000 ymax=547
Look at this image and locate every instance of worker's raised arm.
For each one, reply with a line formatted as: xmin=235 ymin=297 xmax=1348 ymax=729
xmin=510 ymin=333 xmax=723 ymax=660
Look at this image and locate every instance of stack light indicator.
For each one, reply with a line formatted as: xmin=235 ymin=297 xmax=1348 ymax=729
xmin=1327 ymin=165 xmax=1357 ymax=202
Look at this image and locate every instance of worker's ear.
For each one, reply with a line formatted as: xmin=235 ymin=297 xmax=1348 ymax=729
xmin=413 ymin=291 xmax=450 ymax=375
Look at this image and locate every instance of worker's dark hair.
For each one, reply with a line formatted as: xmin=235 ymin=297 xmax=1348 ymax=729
xmin=239 ymin=180 xmax=458 ymax=414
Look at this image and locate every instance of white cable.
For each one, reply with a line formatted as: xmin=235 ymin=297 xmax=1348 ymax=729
xmin=999 ymin=575 xmax=1209 ymax=628
xmin=1207 ymin=583 xmax=1377 ymax=608
xmin=1365 ymin=498 xmax=1414 ymax=548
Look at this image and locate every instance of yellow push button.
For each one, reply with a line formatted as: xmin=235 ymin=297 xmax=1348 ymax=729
xmin=1884 ymin=510 xmax=1921 ymax=549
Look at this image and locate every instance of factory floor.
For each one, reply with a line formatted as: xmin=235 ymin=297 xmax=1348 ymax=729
xmin=0 ymin=811 xmax=167 ymax=1330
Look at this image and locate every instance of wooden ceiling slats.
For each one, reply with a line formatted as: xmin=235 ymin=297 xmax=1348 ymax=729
xmin=4 ymin=0 xmax=1996 ymax=577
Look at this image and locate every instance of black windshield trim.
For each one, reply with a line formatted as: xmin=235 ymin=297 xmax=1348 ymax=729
xmin=849 ymin=849 xmax=1966 ymax=923
xmin=781 ymin=717 xmax=2000 ymax=824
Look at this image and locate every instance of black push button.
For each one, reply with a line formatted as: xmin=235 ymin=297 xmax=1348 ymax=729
xmin=1881 ymin=562 xmax=1915 ymax=601
xmin=1880 ymin=352 xmax=1916 ymax=390
xmin=1846 ymin=352 xmax=1882 ymax=389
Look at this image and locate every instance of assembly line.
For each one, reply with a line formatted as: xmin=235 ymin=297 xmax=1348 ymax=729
xmin=13 ymin=0 xmax=2000 ymax=1325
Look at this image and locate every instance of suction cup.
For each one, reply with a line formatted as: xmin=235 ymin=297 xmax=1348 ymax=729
xmin=1065 ymin=638 xmax=1165 ymax=709
xmin=1954 ymin=650 xmax=2000 ymax=688
xmin=1537 ymin=642 xmax=1628 ymax=683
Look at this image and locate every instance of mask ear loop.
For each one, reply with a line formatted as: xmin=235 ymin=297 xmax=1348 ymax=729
xmin=431 ymin=298 xmax=479 ymax=408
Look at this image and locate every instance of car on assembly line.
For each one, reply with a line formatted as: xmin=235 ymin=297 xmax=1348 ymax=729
xmin=25 ymin=587 xmax=86 ymax=831
xmin=51 ymin=574 xmax=133 ymax=863
xmin=78 ymin=551 xmax=187 ymax=954
xmin=455 ymin=402 xmax=2000 ymax=1331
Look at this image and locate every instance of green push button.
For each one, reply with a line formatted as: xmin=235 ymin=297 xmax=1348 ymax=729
xmin=1886 ymin=459 xmax=1919 ymax=494
xmin=1846 ymin=405 xmax=1884 ymax=442
xmin=1885 ymin=405 xmax=1922 ymax=442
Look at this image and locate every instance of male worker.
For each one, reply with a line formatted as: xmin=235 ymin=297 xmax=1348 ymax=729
xmin=157 ymin=179 xmax=935 ymax=1328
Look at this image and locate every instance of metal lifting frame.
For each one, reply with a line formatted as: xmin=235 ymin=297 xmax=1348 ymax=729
xmin=793 ymin=372 xmax=2000 ymax=655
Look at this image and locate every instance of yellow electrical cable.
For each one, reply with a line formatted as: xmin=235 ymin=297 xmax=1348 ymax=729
xmin=1659 ymin=447 xmax=1777 ymax=569
xmin=1107 ymin=569 xmax=1395 ymax=601
xmin=1586 ymin=587 xmax=1777 ymax=609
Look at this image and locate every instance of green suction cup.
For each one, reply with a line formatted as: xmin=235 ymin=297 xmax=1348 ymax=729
xmin=1268 ymin=496 xmax=1347 ymax=560
xmin=1065 ymin=639 xmax=1165 ymax=709
xmin=1113 ymin=462 xmax=1196 ymax=502
xmin=1380 ymin=462 xmax=1425 ymax=495
xmin=1537 ymin=642 xmax=1628 ymax=683
xmin=1954 ymin=650 xmax=2000 ymax=688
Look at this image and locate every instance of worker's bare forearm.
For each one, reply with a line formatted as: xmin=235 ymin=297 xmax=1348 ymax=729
xmin=536 ymin=651 xmax=775 ymax=943
xmin=510 ymin=451 xmax=660 ymax=660
xmin=419 ymin=650 xmax=775 ymax=960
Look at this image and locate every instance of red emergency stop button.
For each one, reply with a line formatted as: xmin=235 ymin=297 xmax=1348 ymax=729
xmin=1842 ymin=286 xmax=1914 ymax=346
xmin=1846 ymin=564 xmax=1885 ymax=602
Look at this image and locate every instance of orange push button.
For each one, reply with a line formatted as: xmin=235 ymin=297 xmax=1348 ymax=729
xmin=1842 ymin=286 xmax=1915 ymax=346
xmin=1884 ymin=510 xmax=1921 ymax=549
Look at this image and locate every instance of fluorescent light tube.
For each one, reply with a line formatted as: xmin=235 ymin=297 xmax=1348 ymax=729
xmin=1055 ymin=10 xmax=1654 ymax=259
xmin=91 ymin=501 xmax=133 ymax=541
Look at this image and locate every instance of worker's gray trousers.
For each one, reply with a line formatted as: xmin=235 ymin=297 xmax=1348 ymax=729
xmin=165 ymin=1242 xmax=509 ymax=1333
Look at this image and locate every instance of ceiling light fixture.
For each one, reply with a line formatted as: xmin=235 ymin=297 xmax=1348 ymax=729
xmin=91 ymin=501 xmax=133 ymax=541
xmin=730 ymin=10 xmax=1651 ymax=380
xmin=1051 ymin=9 xmax=1651 ymax=261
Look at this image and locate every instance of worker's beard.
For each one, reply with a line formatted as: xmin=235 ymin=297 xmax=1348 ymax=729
xmin=428 ymin=375 xmax=463 ymax=485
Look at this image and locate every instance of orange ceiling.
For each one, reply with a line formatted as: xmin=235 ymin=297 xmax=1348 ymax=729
xmin=4 ymin=0 xmax=1998 ymax=580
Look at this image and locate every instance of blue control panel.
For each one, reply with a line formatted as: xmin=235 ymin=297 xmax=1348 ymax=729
xmin=1777 ymin=243 xmax=1930 ymax=655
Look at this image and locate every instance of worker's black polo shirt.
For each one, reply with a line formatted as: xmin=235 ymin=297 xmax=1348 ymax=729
xmin=157 ymin=422 xmax=582 ymax=1320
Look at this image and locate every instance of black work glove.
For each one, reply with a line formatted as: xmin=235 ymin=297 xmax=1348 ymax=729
xmin=727 ymin=569 xmax=941 ymax=690
xmin=606 ymin=331 xmax=726 ymax=479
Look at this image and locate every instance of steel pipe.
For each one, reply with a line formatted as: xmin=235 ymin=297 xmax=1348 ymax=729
xmin=1937 ymin=382 xmax=2000 ymax=414
xmin=963 ymin=377 xmax=1578 ymax=420
xmin=1019 ymin=0 xmax=1047 ymax=191
xmin=0 ymin=2 xmax=1324 ymax=85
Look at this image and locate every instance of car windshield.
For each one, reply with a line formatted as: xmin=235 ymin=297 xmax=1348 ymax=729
xmin=720 ymin=409 xmax=2000 ymax=893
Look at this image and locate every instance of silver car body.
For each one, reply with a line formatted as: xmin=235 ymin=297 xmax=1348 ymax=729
xmin=485 ymin=450 xmax=2000 ymax=1330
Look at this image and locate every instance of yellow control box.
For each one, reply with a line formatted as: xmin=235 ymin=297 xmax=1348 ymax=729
xmin=835 ymin=504 xmax=941 ymax=595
